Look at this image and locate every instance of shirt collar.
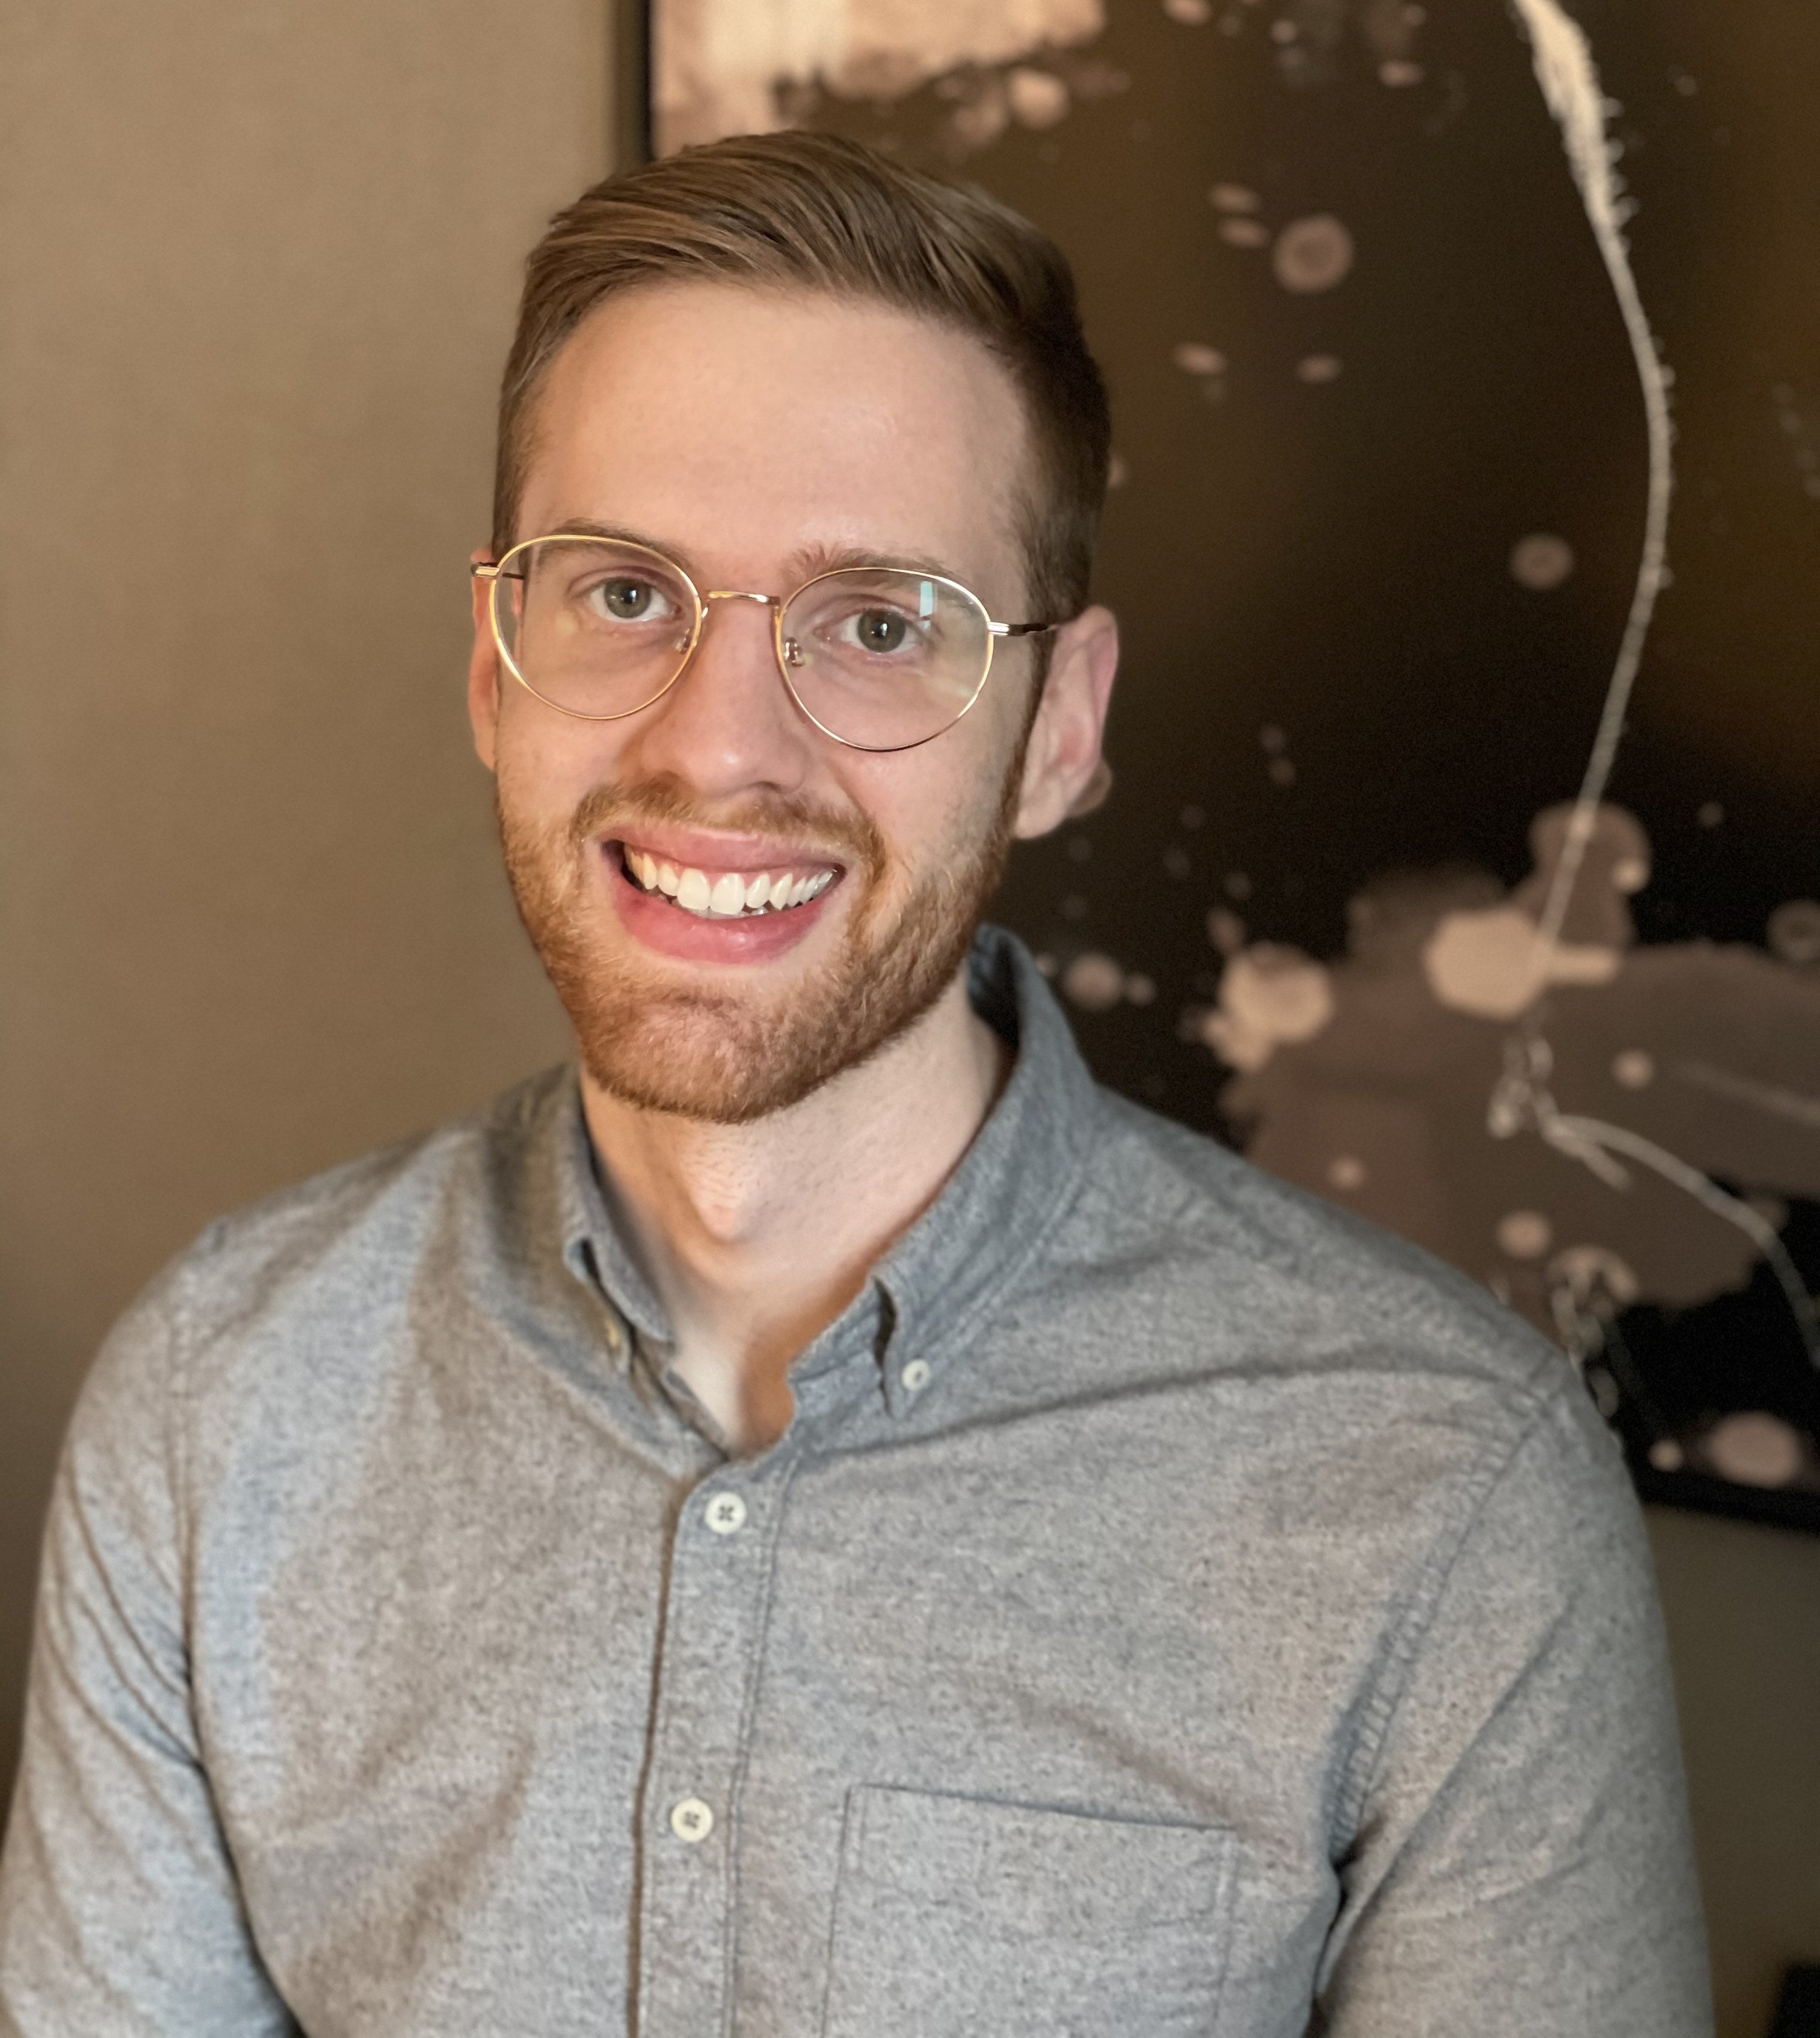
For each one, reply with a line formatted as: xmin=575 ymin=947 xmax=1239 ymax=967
xmin=551 ymin=924 xmax=1102 ymax=1413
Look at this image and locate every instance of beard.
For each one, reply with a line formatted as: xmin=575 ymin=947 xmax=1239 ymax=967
xmin=497 ymin=764 xmax=1022 ymax=1126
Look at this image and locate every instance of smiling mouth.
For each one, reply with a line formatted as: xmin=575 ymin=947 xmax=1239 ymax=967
xmin=616 ymin=842 xmax=840 ymax=920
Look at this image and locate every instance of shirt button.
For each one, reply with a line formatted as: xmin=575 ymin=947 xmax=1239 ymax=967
xmin=670 ymin=1797 xmax=715 ymax=1843
xmin=704 ymin=1492 xmax=748 ymax=1535
xmin=900 ymin=1358 xmax=931 ymax=1394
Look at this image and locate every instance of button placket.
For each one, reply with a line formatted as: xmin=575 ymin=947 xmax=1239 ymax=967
xmin=634 ymin=1462 xmax=789 ymax=2038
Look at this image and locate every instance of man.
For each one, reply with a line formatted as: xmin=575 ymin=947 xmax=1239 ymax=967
xmin=0 ymin=132 xmax=1708 ymax=2034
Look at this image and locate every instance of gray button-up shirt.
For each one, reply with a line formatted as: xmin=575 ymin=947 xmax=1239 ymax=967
xmin=0 ymin=929 xmax=1710 ymax=2035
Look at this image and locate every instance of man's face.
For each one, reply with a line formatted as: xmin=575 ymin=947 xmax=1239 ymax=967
xmin=469 ymin=281 xmax=1111 ymax=1123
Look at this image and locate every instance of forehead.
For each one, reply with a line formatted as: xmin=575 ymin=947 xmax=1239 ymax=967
xmin=518 ymin=282 xmax=1033 ymax=600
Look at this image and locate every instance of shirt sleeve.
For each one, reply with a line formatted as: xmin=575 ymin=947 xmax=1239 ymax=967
xmin=0 ymin=1255 xmax=297 ymax=2037
xmin=1314 ymin=1375 xmax=1713 ymax=2037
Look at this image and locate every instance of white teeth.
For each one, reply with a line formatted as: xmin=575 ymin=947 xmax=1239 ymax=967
xmin=622 ymin=848 xmax=836 ymax=918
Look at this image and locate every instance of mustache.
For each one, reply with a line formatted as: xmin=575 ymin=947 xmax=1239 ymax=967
xmin=564 ymin=775 xmax=886 ymax=876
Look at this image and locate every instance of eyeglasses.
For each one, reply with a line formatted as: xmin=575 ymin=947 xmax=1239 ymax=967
xmin=473 ymin=534 xmax=1057 ymax=753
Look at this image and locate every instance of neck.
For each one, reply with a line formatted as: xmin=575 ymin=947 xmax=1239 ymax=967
xmin=579 ymin=967 xmax=1010 ymax=1455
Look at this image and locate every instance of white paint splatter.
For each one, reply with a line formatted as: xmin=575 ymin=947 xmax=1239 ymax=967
xmin=1505 ymin=0 xmax=1675 ymax=958
xmin=1006 ymin=66 xmax=1070 ymax=126
xmin=1529 ymin=1105 xmax=1820 ymax=1362
xmin=1768 ymin=900 xmax=1820 ymax=966
xmin=1423 ymin=904 xmax=1619 ymax=1018
xmin=1219 ymin=218 xmax=1272 ymax=247
xmin=1509 ymin=531 xmax=1576 ymax=589
xmin=1676 ymin=1062 xmax=1820 ymax=1133
xmin=1478 ymin=1 xmax=1813 ymax=1369
xmin=1296 ymin=353 xmax=1343 ymax=383
xmin=1705 ymin=1411 xmax=1804 ymax=1489
xmin=1201 ymin=945 xmax=1335 ymax=1071
xmin=1210 ymin=182 xmax=1262 ymax=212
xmin=1173 ymin=341 xmax=1228 ymax=376
xmin=1328 ymin=1154 xmax=1367 ymax=1191
xmin=1272 ymin=214 xmax=1355 ymax=293
xmin=1549 ymin=1242 xmax=1639 ymax=1309
xmin=655 ymin=0 xmax=1106 ymax=151
xmin=1497 ymin=1209 xmax=1553 ymax=1259
xmin=1062 ymin=952 xmax=1126 ymax=1011
xmin=1612 ymin=1048 xmax=1654 ymax=1089
xmin=1163 ymin=0 xmax=1214 ymax=21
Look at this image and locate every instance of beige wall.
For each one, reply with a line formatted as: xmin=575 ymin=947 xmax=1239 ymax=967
xmin=0 ymin=0 xmax=598 ymax=1781
xmin=1650 ymin=1509 xmax=1820 ymax=2038
xmin=0 ymin=7 xmax=1815 ymax=2034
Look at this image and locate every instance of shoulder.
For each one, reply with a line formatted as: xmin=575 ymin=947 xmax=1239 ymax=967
xmin=70 ymin=1068 xmax=575 ymax=1456
xmin=1037 ymin=1088 xmax=1639 ymax=1682
xmin=172 ymin=1068 xmax=568 ymax=1335
xmin=1043 ymin=1083 xmax=1588 ymax=1464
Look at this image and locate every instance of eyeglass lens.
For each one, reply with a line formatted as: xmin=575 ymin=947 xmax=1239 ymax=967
xmin=493 ymin=537 xmax=994 ymax=750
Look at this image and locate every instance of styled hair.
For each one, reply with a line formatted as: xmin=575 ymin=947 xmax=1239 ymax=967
xmin=492 ymin=130 xmax=1111 ymax=624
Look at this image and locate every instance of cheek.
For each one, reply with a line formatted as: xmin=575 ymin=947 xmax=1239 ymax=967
xmin=493 ymin=701 xmax=624 ymax=823
xmin=848 ymin=728 xmax=1014 ymax=888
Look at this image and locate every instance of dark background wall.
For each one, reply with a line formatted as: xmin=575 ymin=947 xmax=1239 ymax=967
xmin=0 ymin=3 xmax=1813 ymax=2033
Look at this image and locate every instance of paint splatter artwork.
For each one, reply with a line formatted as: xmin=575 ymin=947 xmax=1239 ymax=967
xmin=652 ymin=0 xmax=1820 ymax=1530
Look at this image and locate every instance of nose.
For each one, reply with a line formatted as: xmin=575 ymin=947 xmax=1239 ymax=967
xmin=619 ymin=589 xmax=818 ymax=799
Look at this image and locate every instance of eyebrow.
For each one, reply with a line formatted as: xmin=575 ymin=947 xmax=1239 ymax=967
xmin=538 ymin=518 xmax=975 ymax=597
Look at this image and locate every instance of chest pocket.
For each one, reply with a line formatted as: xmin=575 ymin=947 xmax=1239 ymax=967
xmin=820 ymin=1785 xmax=1238 ymax=2037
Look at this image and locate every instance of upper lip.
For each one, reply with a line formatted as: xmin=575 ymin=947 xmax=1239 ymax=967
xmin=608 ymin=826 xmax=847 ymax=875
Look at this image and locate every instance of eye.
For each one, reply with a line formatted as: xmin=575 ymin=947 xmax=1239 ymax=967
xmin=839 ymin=605 xmax=920 ymax=655
xmin=583 ymin=576 xmax=676 ymax=624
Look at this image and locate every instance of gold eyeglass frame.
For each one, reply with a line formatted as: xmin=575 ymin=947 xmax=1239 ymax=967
xmin=472 ymin=533 xmax=1057 ymax=755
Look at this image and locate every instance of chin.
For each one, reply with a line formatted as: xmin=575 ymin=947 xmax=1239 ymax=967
xmin=576 ymin=988 xmax=855 ymax=1124
xmin=568 ymin=918 xmax=967 ymax=1125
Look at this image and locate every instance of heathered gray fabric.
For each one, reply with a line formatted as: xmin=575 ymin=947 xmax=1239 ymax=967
xmin=1 ymin=927 xmax=1710 ymax=2036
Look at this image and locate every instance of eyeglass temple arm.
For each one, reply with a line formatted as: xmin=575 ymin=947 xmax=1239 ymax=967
xmin=471 ymin=563 xmax=527 ymax=582
xmin=990 ymin=620 xmax=1060 ymax=637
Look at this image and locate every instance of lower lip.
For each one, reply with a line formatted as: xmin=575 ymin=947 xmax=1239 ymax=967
xmin=605 ymin=847 xmax=838 ymax=964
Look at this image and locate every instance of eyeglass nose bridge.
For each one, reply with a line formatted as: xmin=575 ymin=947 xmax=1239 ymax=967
xmin=695 ymin=587 xmax=806 ymax=671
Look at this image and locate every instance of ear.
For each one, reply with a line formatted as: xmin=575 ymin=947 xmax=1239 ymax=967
xmin=1012 ymin=604 xmax=1119 ymax=840
xmin=467 ymin=550 xmax=502 ymax=773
